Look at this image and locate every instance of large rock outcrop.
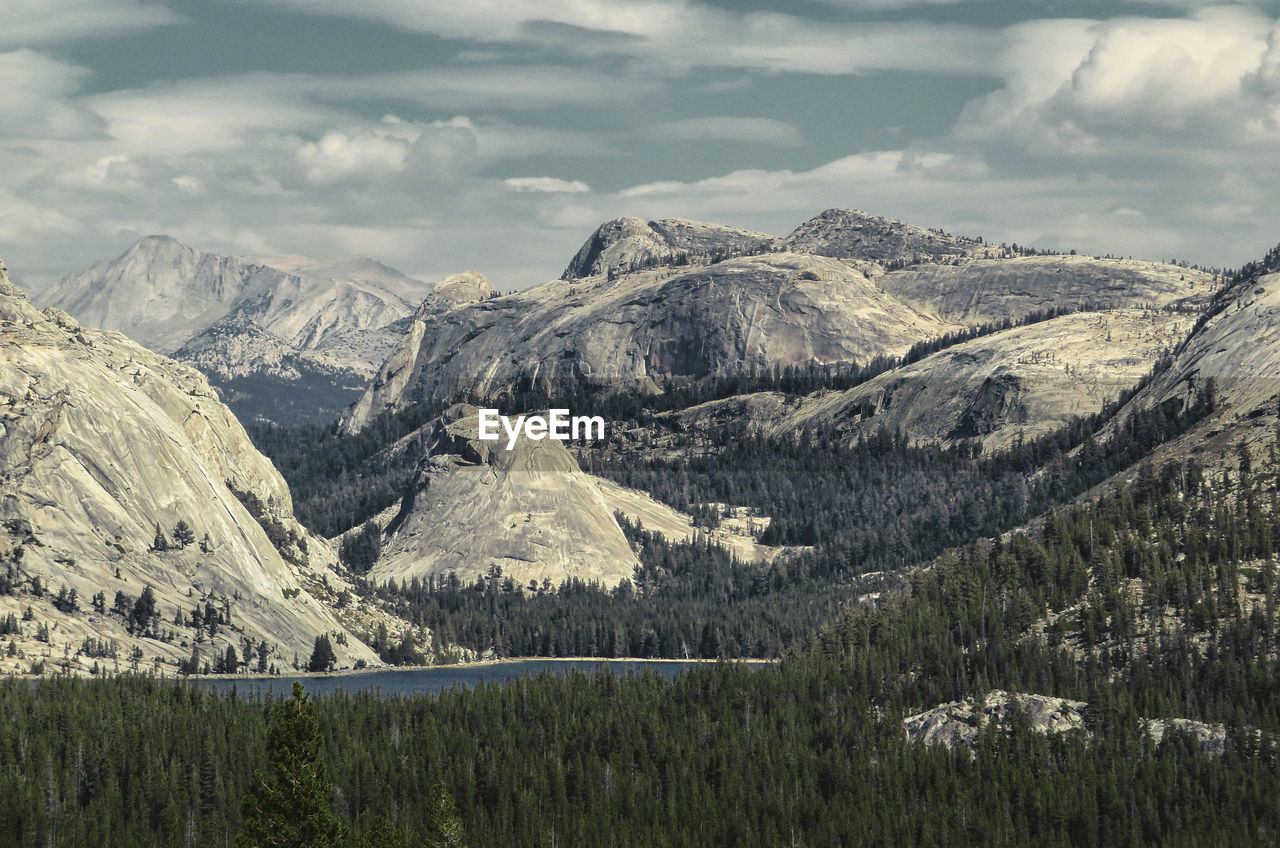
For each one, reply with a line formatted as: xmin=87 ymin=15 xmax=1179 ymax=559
xmin=0 ymin=260 xmax=380 ymax=674
xmin=369 ymin=405 xmax=640 ymax=589
xmin=879 ymin=255 xmax=1212 ymax=325
xmin=341 ymin=253 xmax=953 ymax=432
xmin=904 ymin=690 xmax=1233 ymax=758
xmin=776 ymin=308 xmax=1192 ymax=451
xmin=783 ymin=208 xmax=986 ymax=266
xmin=562 ymin=217 xmax=781 ymax=280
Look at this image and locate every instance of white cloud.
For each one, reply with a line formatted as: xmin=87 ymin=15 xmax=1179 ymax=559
xmin=653 ymin=117 xmax=804 ymax=147
xmin=0 ymin=0 xmax=181 ymax=47
xmin=504 ymin=177 xmax=591 ymax=193
xmin=250 ymin=0 xmax=1000 ymax=76
xmin=0 ymin=51 xmax=98 ymax=139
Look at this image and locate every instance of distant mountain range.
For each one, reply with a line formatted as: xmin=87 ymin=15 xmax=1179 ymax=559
xmin=39 ymin=236 xmax=433 ymax=425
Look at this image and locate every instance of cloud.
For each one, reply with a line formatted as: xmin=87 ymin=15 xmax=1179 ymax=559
xmin=0 ymin=0 xmax=181 ymax=47
xmin=504 ymin=177 xmax=591 ymax=193
xmin=249 ymin=0 xmax=1001 ymax=76
xmin=652 ymin=117 xmax=804 ymax=147
xmin=0 ymin=51 xmax=98 ymax=139
xmin=6 ymin=2 xmax=1280 ymax=301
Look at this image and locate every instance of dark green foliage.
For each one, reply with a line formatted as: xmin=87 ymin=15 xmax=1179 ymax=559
xmin=423 ymin=783 xmax=466 ymax=848
xmin=339 ymin=522 xmax=381 ymax=575
xmin=206 ymin=366 xmax=368 ymax=428
xmin=52 ymin=585 xmax=78 ymax=613
xmin=235 ymin=682 xmax=345 ymax=848
xmin=308 ymin=635 xmax=336 ymax=673
xmin=357 ymin=811 xmax=400 ymax=848
xmin=173 ymin=520 xmax=195 ymax=548
xmin=245 ymin=402 xmax=447 ymax=538
xmin=150 ymin=523 xmax=168 ymax=552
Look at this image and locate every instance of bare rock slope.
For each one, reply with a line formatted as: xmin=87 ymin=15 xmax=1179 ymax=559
xmin=777 ymin=309 xmax=1191 ymax=451
xmin=904 ymin=690 xmax=1230 ymax=758
xmin=41 ymin=237 xmax=432 ymax=423
xmin=562 ymin=216 xmax=781 ymax=280
xmin=0 ymin=261 xmax=381 ymax=674
xmin=880 ymin=255 xmax=1212 ymax=325
xmin=369 ymin=405 xmax=640 ymax=589
xmin=342 ymin=253 xmax=953 ymax=432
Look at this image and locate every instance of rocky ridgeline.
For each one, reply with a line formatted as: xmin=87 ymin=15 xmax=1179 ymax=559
xmin=0 ymin=259 xmax=393 ymax=675
xmin=341 ymin=251 xmax=957 ymax=432
xmin=342 ymin=210 xmax=1210 ymax=443
xmin=41 ymin=236 xmax=433 ymax=423
xmin=904 ymin=690 xmax=1232 ymax=758
xmin=561 ymin=216 xmax=782 ymax=280
xmin=781 ymin=207 xmax=986 ymax=266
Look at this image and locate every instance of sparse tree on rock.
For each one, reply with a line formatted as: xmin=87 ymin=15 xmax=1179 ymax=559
xmin=173 ymin=520 xmax=195 ymax=548
xmin=152 ymin=523 xmax=170 ymax=552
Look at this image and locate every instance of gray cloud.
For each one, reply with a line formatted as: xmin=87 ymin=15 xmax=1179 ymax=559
xmin=0 ymin=0 xmax=181 ymax=47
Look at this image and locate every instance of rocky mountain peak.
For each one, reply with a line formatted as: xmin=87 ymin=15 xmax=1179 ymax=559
xmin=418 ymin=270 xmax=496 ymax=314
xmin=561 ymin=216 xmax=781 ymax=280
xmin=0 ymin=265 xmax=385 ymax=674
xmin=783 ymin=207 xmax=984 ymax=265
xmin=369 ymin=404 xmax=639 ymax=588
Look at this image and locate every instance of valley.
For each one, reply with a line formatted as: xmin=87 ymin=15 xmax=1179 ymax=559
xmin=4 ymin=207 xmax=1279 ymax=846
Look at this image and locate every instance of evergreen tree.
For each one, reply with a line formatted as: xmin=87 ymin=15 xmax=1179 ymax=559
xmin=308 ymin=634 xmax=337 ymax=673
xmin=358 ymin=811 xmax=399 ymax=848
xmin=235 ymin=682 xmax=345 ymax=848
xmin=151 ymin=523 xmax=169 ymax=552
xmin=423 ymin=782 xmax=466 ymax=848
xmin=173 ymin=520 xmax=196 ymax=548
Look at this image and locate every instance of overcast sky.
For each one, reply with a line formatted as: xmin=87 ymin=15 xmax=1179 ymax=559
xmin=5 ymin=0 xmax=1280 ymax=291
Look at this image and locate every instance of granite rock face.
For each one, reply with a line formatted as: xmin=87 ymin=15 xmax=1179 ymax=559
xmin=40 ymin=237 xmax=432 ymax=423
xmin=905 ymin=690 xmax=1233 ymax=758
xmin=341 ymin=253 xmax=953 ymax=432
xmin=345 ymin=211 xmax=1208 ymax=443
xmin=879 ymin=255 xmax=1212 ymax=325
xmin=0 ymin=262 xmax=380 ymax=674
xmin=1138 ymin=267 xmax=1280 ymax=418
xmin=777 ymin=309 xmax=1192 ymax=451
xmin=369 ymin=405 xmax=640 ymax=589
xmin=782 ymin=208 xmax=986 ymax=266
xmin=903 ymin=691 xmax=1088 ymax=749
xmin=562 ymin=216 xmax=781 ymax=280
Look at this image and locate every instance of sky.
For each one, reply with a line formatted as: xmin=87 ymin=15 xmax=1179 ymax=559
xmin=5 ymin=0 xmax=1280 ymax=292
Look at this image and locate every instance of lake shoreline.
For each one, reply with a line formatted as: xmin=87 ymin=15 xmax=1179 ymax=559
xmin=187 ymin=655 xmax=778 ymax=683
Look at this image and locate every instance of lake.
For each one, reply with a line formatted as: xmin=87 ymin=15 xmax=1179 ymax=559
xmin=195 ymin=659 xmax=768 ymax=699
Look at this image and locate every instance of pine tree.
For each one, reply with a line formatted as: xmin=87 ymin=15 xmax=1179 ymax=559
xmin=234 ymin=682 xmax=345 ymax=848
xmin=422 ymin=782 xmax=466 ymax=848
xmin=173 ymin=520 xmax=196 ymax=548
xmin=358 ymin=811 xmax=399 ymax=848
xmin=152 ymin=523 xmax=170 ymax=552
xmin=308 ymin=635 xmax=337 ymax=673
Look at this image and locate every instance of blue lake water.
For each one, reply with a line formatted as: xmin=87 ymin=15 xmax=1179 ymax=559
xmin=195 ymin=659 xmax=767 ymax=699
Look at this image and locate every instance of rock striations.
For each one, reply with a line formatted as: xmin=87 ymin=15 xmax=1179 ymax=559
xmin=777 ymin=308 xmax=1193 ymax=451
xmin=562 ymin=216 xmax=781 ymax=280
xmin=0 ymin=260 xmax=382 ymax=674
xmin=341 ymin=253 xmax=955 ymax=432
xmin=368 ymin=405 xmax=640 ymax=589
xmin=342 ymin=209 xmax=1209 ymax=443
